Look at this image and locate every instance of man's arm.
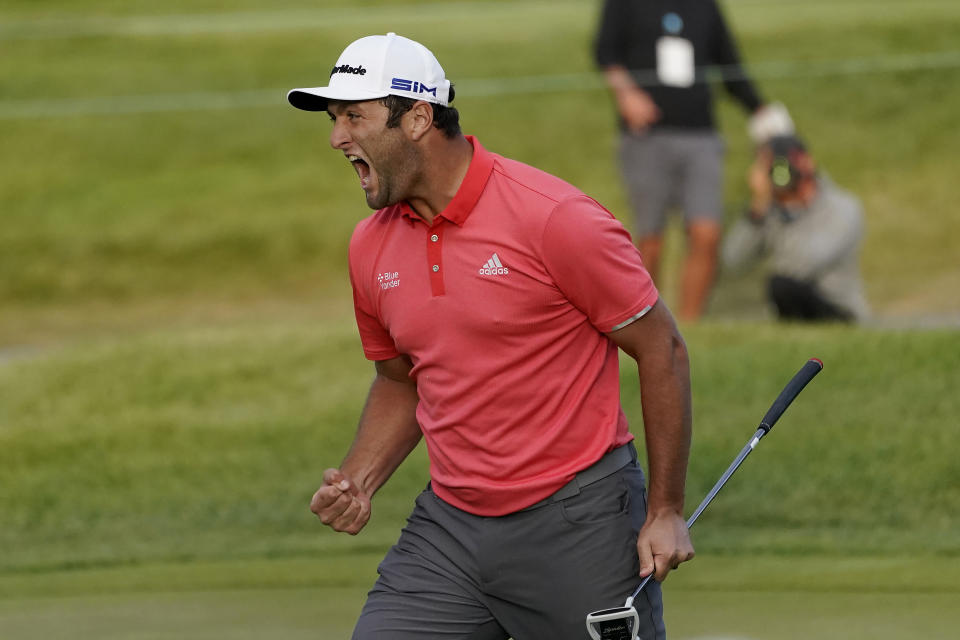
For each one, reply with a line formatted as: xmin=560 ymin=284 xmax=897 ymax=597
xmin=594 ymin=0 xmax=660 ymax=132
xmin=593 ymin=0 xmax=629 ymax=69
xmin=723 ymin=153 xmax=774 ymax=270
xmin=722 ymin=216 xmax=768 ymax=272
xmin=309 ymin=355 xmax=422 ymax=535
xmin=710 ymin=0 xmax=763 ymax=114
xmin=602 ymin=66 xmax=661 ymax=133
xmin=607 ymin=300 xmax=695 ymax=581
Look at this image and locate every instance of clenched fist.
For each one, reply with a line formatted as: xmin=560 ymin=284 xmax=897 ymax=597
xmin=310 ymin=468 xmax=372 ymax=535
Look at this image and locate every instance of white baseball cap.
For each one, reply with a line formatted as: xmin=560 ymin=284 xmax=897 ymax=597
xmin=287 ymin=32 xmax=451 ymax=112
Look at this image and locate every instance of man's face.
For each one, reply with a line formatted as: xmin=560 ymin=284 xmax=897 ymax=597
xmin=327 ymin=99 xmax=421 ymax=210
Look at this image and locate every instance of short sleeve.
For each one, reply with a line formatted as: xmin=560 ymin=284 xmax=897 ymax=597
xmin=594 ymin=0 xmax=629 ymax=68
xmin=541 ymin=196 xmax=659 ymax=332
xmin=349 ymin=229 xmax=401 ymax=361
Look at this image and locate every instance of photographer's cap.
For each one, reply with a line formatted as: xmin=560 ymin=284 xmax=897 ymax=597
xmin=287 ymin=33 xmax=451 ymax=111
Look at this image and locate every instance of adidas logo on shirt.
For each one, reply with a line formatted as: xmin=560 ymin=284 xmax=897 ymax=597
xmin=478 ymin=253 xmax=509 ymax=276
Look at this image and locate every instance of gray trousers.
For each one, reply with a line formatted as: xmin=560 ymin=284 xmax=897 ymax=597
xmin=352 ymin=449 xmax=665 ymax=639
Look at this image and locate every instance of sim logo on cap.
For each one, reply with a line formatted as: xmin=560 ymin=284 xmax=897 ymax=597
xmin=390 ymin=77 xmax=438 ymax=98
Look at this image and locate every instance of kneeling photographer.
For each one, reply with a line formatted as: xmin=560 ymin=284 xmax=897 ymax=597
xmin=723 ymin=135 xmax=870 ymax=322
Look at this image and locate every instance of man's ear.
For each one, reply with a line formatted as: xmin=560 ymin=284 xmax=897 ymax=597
xmin=404 ymin=101 xmax=435 ymax=141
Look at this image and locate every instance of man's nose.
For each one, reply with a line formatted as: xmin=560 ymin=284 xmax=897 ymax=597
xmin=329 ymin=119 xmax=350 ymax=150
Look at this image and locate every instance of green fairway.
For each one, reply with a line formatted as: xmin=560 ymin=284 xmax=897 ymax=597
xmin=2 ymin=0 xmax=959 ymax=638
xmin=3 ymin=319 xmax=959 ymax=572
xmin=1 ymin=555 xmax=958 ymax=639
xmin=2 ymin=317 xmax=958 ymax=637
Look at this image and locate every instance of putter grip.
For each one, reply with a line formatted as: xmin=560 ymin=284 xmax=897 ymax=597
xmin=758 ymin=358 xmax=823 ymax=434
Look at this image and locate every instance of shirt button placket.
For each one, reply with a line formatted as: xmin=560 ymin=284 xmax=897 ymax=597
xmin=427 ymin=225 xmax=445 ymax=297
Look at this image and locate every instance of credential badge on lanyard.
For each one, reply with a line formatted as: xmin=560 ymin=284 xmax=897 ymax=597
xmin=656 ymin=12 xmax=694 ymax=88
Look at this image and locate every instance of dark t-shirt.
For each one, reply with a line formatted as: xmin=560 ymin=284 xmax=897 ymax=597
xmin=594 ymin=0 xmax=763 ymax=130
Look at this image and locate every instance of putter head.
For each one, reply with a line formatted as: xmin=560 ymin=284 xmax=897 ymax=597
xmin=585 ymin=605 xmax=639 ymax=640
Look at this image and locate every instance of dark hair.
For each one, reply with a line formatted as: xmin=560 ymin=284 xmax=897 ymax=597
xmin=380 ymin=85 xmax=461 ymax=138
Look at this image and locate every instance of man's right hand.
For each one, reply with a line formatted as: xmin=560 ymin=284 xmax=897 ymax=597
xmin=310 ymin=468 xmax=372 ymax=535
xmin=616 ymin=87 xmax=661 ymax=134
xmin=603 ymin=68 xmax=660 ymax=134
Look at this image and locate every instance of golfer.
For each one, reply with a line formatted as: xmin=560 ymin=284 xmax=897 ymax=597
xmin=289 ymin=33 xmax=694 ymax=639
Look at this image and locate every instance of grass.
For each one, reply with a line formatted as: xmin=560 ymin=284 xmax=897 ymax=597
xmin=3 ymin=319 xmax=958 ymax=576
xmin=2 ymin=319 xmax=958 ymax=637
xmin=2 ymin=1 xmax=960 ymax=638
xmin=1 ymin=554 xmax=958 ymax=639
xmin=0 ymin=313 xmax=426 ymax=575
xmin=2 ymin=0 xmax=959 ymax=338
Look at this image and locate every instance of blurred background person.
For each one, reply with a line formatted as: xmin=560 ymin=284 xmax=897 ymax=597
xmin=594 ymin=0 xmax=784 ymax=322
xmin=722 ymin=135 xmax=870 ymax=323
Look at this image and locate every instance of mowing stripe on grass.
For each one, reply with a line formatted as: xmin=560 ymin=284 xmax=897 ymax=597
xmin=2 ymin=51 xmax=959 ymax=120
xmin=1 ymin=0 xmax=957 ymax=40
xmin=0 ymin=1 xmax=583 ymax=40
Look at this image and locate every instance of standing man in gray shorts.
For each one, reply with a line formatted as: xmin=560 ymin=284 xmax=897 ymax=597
xmin=594 ymin=0 xmax=771 ymax=322
xmin=288 ymin=32 xmax=694 ymax=639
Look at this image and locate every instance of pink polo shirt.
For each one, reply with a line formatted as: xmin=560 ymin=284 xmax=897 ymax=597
xmin=348 ymin=136 xmax=658 ymax=516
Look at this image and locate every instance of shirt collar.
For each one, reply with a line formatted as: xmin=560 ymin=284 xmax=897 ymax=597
xmin=399 ymin=135 xmax=494 ymax=226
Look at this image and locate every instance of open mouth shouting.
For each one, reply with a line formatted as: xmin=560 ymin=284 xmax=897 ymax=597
xmin=347 ymin=154 xmax=372 ymax=191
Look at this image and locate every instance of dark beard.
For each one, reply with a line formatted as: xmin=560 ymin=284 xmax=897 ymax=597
xmin=364 ymin=134 xmax=423 ymax=210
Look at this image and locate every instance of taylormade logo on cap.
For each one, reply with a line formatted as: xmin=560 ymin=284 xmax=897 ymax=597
xmin=330 ymin=64 xmax=366 ymax=77
xmin=287 ymin=33 xmax=452 ymax=112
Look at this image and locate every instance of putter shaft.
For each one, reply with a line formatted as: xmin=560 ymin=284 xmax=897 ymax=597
xmin=626 ymin=428 xmax=764 ymax=606
xmin=624 ymin=358 xmax=823 ymax=606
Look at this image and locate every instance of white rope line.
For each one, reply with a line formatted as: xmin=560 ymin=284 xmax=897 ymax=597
xmin=2 ymin=51 xmax=959 ymax=120
xmin=0 ymin=89 xmax=283 ymax=120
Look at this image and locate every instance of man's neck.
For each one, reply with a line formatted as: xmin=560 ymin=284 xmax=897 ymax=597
xmin=406 ymin=134 xmax=474 ymax=225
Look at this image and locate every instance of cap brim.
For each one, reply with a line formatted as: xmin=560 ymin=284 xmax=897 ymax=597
xmin=287 ymin=87 xmax=390 ymax=112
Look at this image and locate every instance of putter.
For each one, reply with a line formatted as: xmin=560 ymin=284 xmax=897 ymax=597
xmin=586 ymin=358 xmax=823 ymax=640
